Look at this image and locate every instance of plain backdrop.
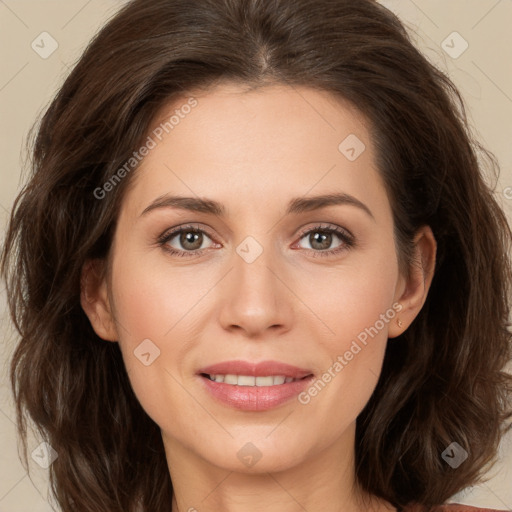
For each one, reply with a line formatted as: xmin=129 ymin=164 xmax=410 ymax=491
xmin=1 ymin=1 xmax=511 ymax=511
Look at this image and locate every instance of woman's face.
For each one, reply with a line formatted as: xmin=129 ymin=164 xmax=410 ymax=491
xmin=85 ymin=83 xmax=432 ymax=477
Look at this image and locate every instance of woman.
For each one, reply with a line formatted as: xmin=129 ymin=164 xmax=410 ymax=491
xmin=2 ymin=0 xmax=511 ymax=511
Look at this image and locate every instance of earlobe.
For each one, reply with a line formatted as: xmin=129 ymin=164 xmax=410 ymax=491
xmin=80 ymin=259 xmax=118 ymax=342
xmin=388 ymin=225 xmax=437 ymax=338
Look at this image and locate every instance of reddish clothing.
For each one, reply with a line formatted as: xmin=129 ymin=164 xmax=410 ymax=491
xmin=403 ymin=504 xmax=508 ymax=512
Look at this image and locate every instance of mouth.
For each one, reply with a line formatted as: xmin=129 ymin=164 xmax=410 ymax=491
xmin=196 ymin=360 xmax=315 ymax=411
xmin=196 ymin=359 xmax=314 ymax=380
xmin=200 ymin=373 xmax=311 ymax=386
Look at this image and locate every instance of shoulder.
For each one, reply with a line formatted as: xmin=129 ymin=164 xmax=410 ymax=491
xmin=403 ymin=504 xmax=509 ymax=512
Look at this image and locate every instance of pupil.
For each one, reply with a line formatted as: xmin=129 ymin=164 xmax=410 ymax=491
xmin=181 ymin=231 xmax=202 ymax=250
xmin=311 ymin=231 xmax=331 ymax=250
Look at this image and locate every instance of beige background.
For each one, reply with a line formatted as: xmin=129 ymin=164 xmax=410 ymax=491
xmin=1 ymin=1 xmax=512 ymax=510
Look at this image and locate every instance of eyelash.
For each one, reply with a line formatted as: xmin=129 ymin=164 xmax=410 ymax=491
xmin=157 ymin=223 xmax=355 ymax=259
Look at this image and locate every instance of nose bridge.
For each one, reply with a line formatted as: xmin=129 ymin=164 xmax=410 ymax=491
xmin=233 ymin=234 xmax=280 ymax=308
xmin=217 ymin=232 xmax=293 ymax=335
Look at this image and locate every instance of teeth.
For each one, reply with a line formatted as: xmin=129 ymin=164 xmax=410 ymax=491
xmin=207 ymin=374 xmax=299 ymax=386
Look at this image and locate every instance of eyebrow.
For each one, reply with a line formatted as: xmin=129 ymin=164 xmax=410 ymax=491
xmin=140 ymin=192 xmax=375 ymax=221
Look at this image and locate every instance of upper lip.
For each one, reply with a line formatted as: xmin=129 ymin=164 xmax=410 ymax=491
xmin=197 ymin=360 xmax=314 ymax=379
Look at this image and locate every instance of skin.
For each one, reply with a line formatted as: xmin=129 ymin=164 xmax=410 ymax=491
xmin=81 ymin=82 xmax=436 ymax=512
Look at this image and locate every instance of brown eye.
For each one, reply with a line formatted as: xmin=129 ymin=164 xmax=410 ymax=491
xmin=294 ymin=224 xmax=355 ymax=258
xmin=307 ymin=231 xmax=335 ymax=251
xmin=298 ymin=229 xmax=344 ymax=251
xmin=177 ymin=230 xmax=204 ymax=251
xmin=158 ymin=226 xmax=216 ymax=257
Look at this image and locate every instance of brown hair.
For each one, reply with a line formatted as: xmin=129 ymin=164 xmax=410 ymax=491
xmin=2 ymin=0 xmax=511 ymax=510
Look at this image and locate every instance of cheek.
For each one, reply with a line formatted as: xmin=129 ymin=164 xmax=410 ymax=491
xmin=109 ymin=248 xmax=212 ymax=342
xmin=106 ymin=251 xmax=199 ymax=411
xmin=296 ymin=244 xmax=399 ymax=346
xmin=293 ymin=247 xmax=398 ymax=413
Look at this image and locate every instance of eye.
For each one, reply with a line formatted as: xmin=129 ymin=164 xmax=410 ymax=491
xmin=157 ymin=224 xmax=218 ymax=257
xmin=157 ymin=223 xmax=355 ymax=259
xmin=294 ymin=224 xmax=355 ymax=258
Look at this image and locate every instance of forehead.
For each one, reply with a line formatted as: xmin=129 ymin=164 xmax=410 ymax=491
xmin=121 ymin=82 xmax=389 ymax=222
xmin=149 ymin=81 xmax=371 ymax=153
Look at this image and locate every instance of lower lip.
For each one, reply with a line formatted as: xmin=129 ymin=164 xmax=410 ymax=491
xmin=198 ymin=374 xmax=314 ymax=411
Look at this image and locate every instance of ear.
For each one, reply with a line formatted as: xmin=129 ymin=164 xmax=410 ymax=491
xmin=388 ymin=225 xmax=437 ymax=338
xmin=80 ymin=259 xmax=118 ymax=342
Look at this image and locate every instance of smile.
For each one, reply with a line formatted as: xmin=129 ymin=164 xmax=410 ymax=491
xmin=203 ymin=374 xmax=305 ymax=386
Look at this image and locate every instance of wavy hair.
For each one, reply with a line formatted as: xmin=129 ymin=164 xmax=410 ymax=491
xmin=2 ymin=0 xmax=512 ymax=510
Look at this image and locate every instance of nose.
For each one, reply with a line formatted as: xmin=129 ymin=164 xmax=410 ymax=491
xmin=217 ymin=242 xmax=294 ymax=338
